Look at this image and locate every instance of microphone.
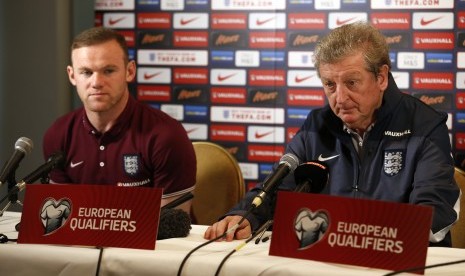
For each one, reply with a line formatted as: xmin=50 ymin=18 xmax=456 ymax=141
xmin=293 ymin=161 xmax=329 ymax=193
xmin=157 ymin=192 xmax=194 ymax=240
xmin=161 ymin=192 xmax=194 ymax=210
xmin=11 ymin=151 xmax=65 ymax=194
xmin=0 ymin=137 xmax=33 ymax=187
xmin=157 ymin=208 xmax=191 ymax=240
xmin=252 ymin=153 xmax=300 ymax=208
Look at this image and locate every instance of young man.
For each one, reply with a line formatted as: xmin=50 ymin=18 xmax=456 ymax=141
xmin=43 ymin=27 xmax=196 ymax=212
xmin=205 ymin=22 xmax=460 ymax=246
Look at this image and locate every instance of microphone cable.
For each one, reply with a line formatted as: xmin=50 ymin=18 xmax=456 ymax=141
xmin=176 ymin=205 xmax=255 ymax=276
xmin=214 ymin=219 xmax=273 ymax=276
xmin=382 ymin=258 xmax=465 ymax=275
xmin=94 ymin=246 xmax=104 ymax=276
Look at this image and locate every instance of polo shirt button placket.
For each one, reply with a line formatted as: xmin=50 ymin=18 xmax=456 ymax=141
xmin=99 ymin=145 xmax=105 ymax=167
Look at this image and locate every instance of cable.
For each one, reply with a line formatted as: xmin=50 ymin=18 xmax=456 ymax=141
xmin=382 ymin=258 xmax=465 ymax=275
xmin=214 ymin=220 xmax=273 ymax=276
xmin=176 ymin=206 xmax=256 ymax=276
xmin=95 ymin=247 xmax=104 ymax=276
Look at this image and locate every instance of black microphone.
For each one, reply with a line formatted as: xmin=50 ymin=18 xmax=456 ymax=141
xmin=157 ymin=192 xmax=194 ymax=240
xmin=0 ymin=137 xmax=33 ymax=187
xmin=293 ymin=161 xmax=329 ymax=193
xmin=161 ymin=192 xmax=194 ymax=210
xmin=252 ymin=153 xmax=300 ymax=208
xmin=157 ymin=208 xmax=192 ymax=240
xmin=10 ymin=151 xmax=65 ymax=194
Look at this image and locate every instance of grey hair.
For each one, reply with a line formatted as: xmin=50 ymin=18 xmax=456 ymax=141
xmin=313 ymin=21 xmax=391 ymax=77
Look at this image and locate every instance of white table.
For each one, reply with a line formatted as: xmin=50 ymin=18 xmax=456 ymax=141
xmin=1 ymin=212 xmax=464 ymax=276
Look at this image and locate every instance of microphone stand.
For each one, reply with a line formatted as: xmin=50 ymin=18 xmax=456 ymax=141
xmin=0 ymin=172 xmax=22 ymax=216
xmin=0 ymin=170 xmax=49 ymax=217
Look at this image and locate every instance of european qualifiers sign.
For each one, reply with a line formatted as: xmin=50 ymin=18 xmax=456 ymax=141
xmin=270 ymin=192 xmax=432 ymax=274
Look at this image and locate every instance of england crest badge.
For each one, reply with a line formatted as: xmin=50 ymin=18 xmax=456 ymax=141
xmin=123 ymin=155 xmax=140 ymax=176
xmin=383 ymin=150 xmax=405 ymax=176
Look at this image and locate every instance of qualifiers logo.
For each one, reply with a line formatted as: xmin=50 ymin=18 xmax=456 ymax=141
xmin=174 ymin=87 xmax=208 ymax=103
xmin=249 ymin=70 xmax=286 ymax=86
xmin=288 ymin=13 xmax=326 ymax=29
xmin=137 ymin=13 xmax=171 ymax=29
xmin=413 ymin=32 xmax=454 ymax=50
xmin=249 ymin=32 xmax=286 ymax=48
xmin=173 ymin=68 xmax=208 ymax=84
xmin=295 ymin=208 xmax=329 ymax=249
xmin=41 ymin=198 xmax=72 ymax=235
xmin=248 ymin=145 xmax=285 ymax=162
xmin=211 ymin=31 xmax=247 ymax=48
xmin=211 ymin=87 xmax=246 ymax=104
xmin=138 ymin=31 xmax=171 ymax=48
xmin=412 ymin=72 xmax=454 ymax=90
xmin=371 ymin=13 xmax=410 ymax=29
xmin=288 ymin=32 xmax=320 ymax=48
xmin=210 ymin=124 xmax=246 ymax=142
xmin=288 ymin=89 xmax=325 ymax=106
xmin=173 ymin=31 xmax=208 ymax=47
xmin=137 ymin=85 xmax=171 ymax=102
xmin=211 ymin=13 xmax=247 ymax=29
xmin=68 ymin=206 xmax=136 ymax=233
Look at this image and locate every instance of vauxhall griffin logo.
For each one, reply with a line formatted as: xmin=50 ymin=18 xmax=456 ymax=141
xmin=40 ymin=198 xmax=72 ymax=235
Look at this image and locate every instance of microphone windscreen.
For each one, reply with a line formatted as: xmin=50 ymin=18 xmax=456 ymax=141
xmin=157 ymin=208 xmax=192 ymax=240
xmin=294 ymin=161 xmax=329 ymax=193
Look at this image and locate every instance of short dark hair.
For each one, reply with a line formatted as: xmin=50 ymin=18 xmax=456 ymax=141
xmin=70 ymin=27 xmax=129 ymax=64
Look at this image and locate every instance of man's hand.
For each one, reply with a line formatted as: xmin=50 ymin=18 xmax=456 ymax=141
xmin=204 ymin=215 xmax=252 ymax=241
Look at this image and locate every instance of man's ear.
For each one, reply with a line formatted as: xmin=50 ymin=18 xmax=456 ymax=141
xmin=378 ymin=64 xmax=389 ymax=91
xmin=67 ymin=65 xmax=77 ymax=86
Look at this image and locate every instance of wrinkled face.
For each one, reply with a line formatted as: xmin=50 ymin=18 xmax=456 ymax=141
xmin=318 ymin=52 xmax=389 ymax=131
xmin=67 ymin=40 xmax=135 ymax=114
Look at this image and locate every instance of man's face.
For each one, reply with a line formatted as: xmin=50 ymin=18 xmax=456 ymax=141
xmin=318 ymin=52 xmax=389 ymax=132
xmin=67 ymin=40 xmax=135 ymax=114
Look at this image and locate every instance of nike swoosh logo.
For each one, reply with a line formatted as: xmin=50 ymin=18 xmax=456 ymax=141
xmin=108 ymin=17 xmax=126 ymax=25
xmin=144 ymin=72 xmax=162 ymax=80
xmin=70 ymin=161 xmax=84 ymax=168
xmin=317 ymin=154 xmax=340 ymax=162
xmin=420 ymin=16 xmax=442 ymax=26
xmin=256 ymin=17 xmax=276 ymax=26
xmin=336 ymin=17 xmax=357 ymax=26
xmin=217 ymin=73 xmax=237 ymax=82
xmin=180 ymin=17 xmax=199 ymax=25
xmin=255 ymin=131 xmax=274 ymax=139
xmin=295 ymin=75 xmax=314 ymax=83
